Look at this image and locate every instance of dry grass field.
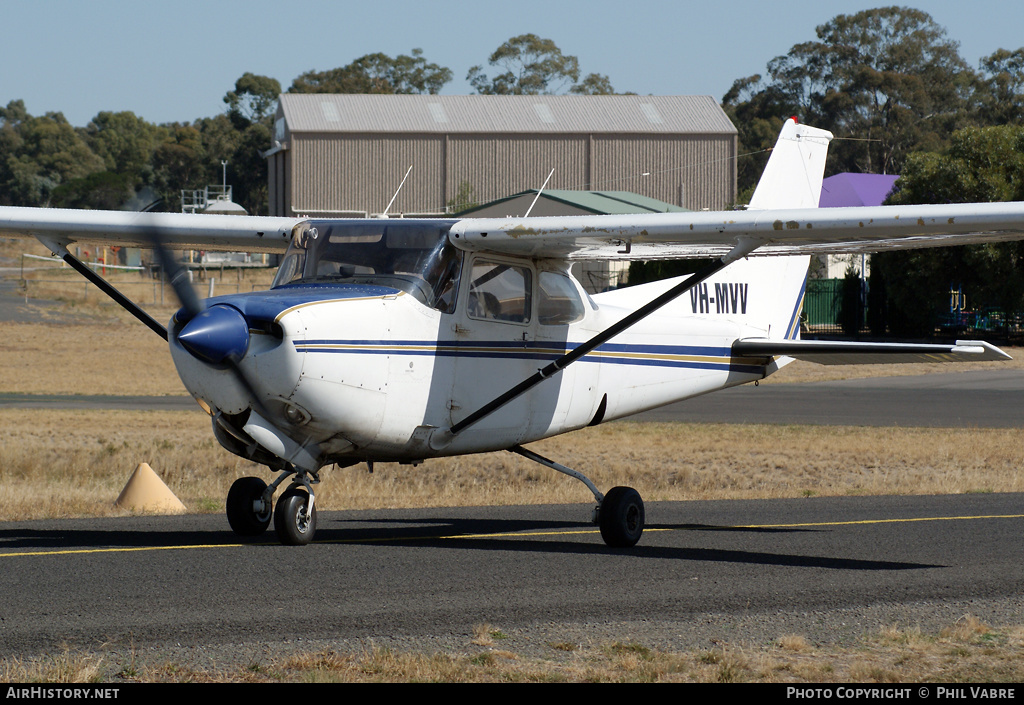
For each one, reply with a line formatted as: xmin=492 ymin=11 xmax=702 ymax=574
xmin=2 ymin=410 xmax=1023 ymax=521
xmin=4 ymin=613 xmax=1023 ymax=683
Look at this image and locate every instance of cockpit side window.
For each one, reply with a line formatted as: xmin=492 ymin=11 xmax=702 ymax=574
xmin=467 ymin=259 xmax=532 ymax=324
xmin=538 ymin=270 xmax=585 ymax=325
xmin=274 ymin=250 xmax=306 ymax=287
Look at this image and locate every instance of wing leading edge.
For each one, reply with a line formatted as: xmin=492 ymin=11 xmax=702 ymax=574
xmin=0 ymin=207 xmax=304 ymax=253
xmin=448 ymin=200 xmax=1024 ymax=261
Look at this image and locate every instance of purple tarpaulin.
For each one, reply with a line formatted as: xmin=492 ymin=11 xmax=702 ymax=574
xmin=819 ymin=173 xmax=899 ymax=208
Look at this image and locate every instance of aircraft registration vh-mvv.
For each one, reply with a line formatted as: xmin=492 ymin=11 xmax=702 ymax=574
xmin=2 ymin=118 xmax=1023 ymax=547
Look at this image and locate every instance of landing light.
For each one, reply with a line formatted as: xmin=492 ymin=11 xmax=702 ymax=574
xmin=284 ymin=404 xmax=311 ymax=425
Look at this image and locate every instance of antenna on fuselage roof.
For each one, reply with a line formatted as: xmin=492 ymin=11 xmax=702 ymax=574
xmin=523 ymin=168 xmax=554 ymax=218
xmin=380 ymin=165 xmax=413 ymax=218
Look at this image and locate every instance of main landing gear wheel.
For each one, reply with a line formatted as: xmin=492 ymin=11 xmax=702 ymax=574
xmin=226 ymin=477 xmax=272 ymax=536
xmin=274 ymin=486 xmax=317 ymax=546
xmin=506 ymin=447 xmax=645 ymax=549
xmin=598 ymin=486 xmax=645 ymax=548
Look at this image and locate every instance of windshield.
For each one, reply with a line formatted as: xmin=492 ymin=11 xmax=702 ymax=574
xmin=272 ymin=219 xmax=462 ymax=312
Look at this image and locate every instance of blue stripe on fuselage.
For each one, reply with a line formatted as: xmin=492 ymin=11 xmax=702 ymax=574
xmin=292 ymin=339 xmax=763 ymax=374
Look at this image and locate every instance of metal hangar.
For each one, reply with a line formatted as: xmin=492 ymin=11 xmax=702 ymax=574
xmin=265 ymin=94 xmax=737 ymax=218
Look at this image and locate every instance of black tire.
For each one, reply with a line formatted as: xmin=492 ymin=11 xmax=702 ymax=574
xmin=226 ymin=476 xmax=272 ymax=536
xmin=274 ymin=487 xmax=317 ymax=546
xmin=598 ymin=486 xmax=644 ymax=548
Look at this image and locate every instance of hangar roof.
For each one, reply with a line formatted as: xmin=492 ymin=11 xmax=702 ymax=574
xmin=277 ymin=94 xmax=736 ymax=135
xmin=457 ymin=189 xmax=691 ymax=217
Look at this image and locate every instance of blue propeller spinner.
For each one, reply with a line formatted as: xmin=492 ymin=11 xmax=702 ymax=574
xmin=176 ymin=305 xmax=250 ymax=368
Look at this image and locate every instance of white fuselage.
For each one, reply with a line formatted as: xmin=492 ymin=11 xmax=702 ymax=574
xmin=170 ymin=253 xmax=808 ymax=466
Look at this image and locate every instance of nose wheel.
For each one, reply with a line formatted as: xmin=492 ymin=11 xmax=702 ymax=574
xmin=274 ymin=486 xmax=318 ymax=546
xmin=225 ymin=467 xmax=319 ymax=545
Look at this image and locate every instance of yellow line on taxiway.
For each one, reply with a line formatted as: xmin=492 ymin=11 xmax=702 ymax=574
xmin=0 ymin=513 xmax=1021 ymax=558
xmin=0 ymin=543 xmax=247 ymax=558
xmin=732 ymin=514 xmax=1024 ymax=529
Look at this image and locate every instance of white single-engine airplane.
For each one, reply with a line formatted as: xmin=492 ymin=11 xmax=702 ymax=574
xmin=2 ymin=118 xmax=1023 ymax=547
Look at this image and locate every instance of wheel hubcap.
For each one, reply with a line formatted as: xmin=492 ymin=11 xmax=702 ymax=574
xmin=625 ymin=505 xmax=639 ymax=532
xmin=253 ymin=498 xmax=270 ymax=522
xmin=295 ymin=507 xmax=310 ymax=533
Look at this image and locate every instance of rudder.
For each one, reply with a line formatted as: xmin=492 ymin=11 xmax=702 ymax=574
xmin=706 ymin=117 xmax=833 ymax=338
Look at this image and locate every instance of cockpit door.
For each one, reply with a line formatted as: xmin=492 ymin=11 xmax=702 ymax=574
xmin=445 ymin=256 xmax=539 ymax=445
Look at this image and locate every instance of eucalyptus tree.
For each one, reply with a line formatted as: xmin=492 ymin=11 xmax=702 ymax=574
xmin=290 ymin=49 xmax=452 ymax=95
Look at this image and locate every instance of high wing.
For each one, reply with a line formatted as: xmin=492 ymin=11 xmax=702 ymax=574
xmin=449 ymin=201 xmax=1024 ymax=261
xmin=0 ymin=207 xmax=303 ymax=253
xmin=7 ymin=201 xmax=1024 ymax=261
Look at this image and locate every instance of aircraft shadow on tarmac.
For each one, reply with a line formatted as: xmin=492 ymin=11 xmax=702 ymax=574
xmin=0 ymin=516 xmax=941 ymax=572
xmin=313 ymin=517 xmax=942 ymax=571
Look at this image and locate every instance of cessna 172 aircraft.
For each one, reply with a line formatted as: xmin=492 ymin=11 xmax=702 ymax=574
xmin=2 ymin=118 xmax=1023 ymax=547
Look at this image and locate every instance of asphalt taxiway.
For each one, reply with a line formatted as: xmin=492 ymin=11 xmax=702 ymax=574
xmin=0 ymin=493 xmax=1021 ymax=660
xmin=630 ymin=369 xmax=1024 ymax=427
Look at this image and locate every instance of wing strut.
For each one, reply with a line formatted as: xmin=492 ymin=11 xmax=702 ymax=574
xmin=39 ymin=239 xmax=168 ymax=340
xmin=434 ymin=238 xmax=761 ymax=446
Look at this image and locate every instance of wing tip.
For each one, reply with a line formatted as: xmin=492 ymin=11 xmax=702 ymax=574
xmin=953 ymin=340 xmax=1012 ymax=360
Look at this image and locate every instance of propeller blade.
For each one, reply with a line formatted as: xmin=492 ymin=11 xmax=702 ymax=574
xmin=148 ymin=226 xmax=321 ymax=472
xmin=148 ymin=232 xmax=202 ymax=319
xmin=147 ymin=229 xmax=266 ymax=416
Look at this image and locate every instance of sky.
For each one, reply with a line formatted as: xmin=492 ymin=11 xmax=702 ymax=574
xmin=3 ymin=0 xmax=1023 ymax=127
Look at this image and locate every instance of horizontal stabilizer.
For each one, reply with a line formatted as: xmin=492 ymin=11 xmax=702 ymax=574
xmin=733 ymin=338 xmax=1010 ymax=365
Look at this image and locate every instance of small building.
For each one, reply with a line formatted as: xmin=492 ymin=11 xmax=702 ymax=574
xmin=265 ymin=94 xmax=738 ymax=219
xmin=458 ymin=189 xmax=690 ymax=293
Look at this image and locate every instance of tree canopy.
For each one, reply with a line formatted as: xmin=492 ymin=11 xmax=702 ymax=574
xmin=975 ymin=48 xmax=1024 ymax=126
xmin=0 ymin=101 xmax=105 ymax=207
xmin=224 ymin=73 xmax=282 ymax=127
xmin=290 ymin=49 xmax=452 ymax=95
xmin=467 ymin=34 xmax=622 ymax=95
xmin=871 ymin=125 xmax=1024 ymax=335
xmin=724 ymin=6 xmax=989 ymax=194
xmin=0 ymin=39 xmax=625 ymax=214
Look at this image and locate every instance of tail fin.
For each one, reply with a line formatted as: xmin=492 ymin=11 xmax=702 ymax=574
xmin=703 ymin=118 xmax=833 ymax=339
xmin=748 ymin=117 xmax=833 ymax=210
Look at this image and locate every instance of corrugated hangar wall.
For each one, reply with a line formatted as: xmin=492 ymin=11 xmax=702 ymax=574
xmin=291 ymin=135 xmax=447 ymax=215
xmin=446 ymin=134 xmax=589 ymax=212
xmin=268 ymin=95 xmax=737 ymax=217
